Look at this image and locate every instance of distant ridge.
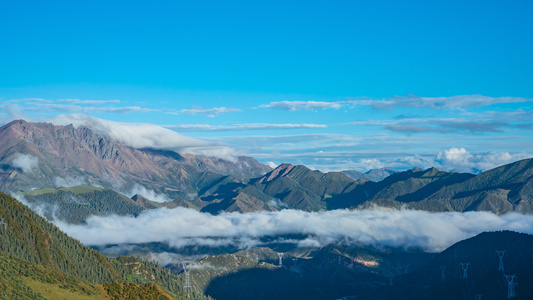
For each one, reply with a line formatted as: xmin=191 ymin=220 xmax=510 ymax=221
xmin=1 ymin=120 xmax=533 ymax=215
xmin=341 ymin=167 xmax=397 ymax=182
xmin=195 ymin=159 xmax=533 ymax=214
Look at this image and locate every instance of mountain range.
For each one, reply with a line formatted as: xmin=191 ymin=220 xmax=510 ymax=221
xmin=1 ymin=119 xmax=533 ymax=299
xmin=0 ymin=120 xmax=271 ymax=199
xmin=2 ymin=120 xmax=533 ymax=216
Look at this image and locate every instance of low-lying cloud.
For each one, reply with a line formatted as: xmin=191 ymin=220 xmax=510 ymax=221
xmin=11 ymin=153 xmax=39 ymax=172
xmin=54 ymin=176 xmax=88 ymax=188
xmin=55 ymin=207 xmax=533 ymax=253
xmin=127 ymin=184 xmax=172 ymax=203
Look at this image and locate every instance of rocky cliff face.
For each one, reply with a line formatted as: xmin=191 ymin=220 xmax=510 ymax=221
xmin=0 ymin=120 xmax=271 ymax=198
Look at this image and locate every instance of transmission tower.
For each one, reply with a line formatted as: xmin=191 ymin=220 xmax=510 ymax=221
xmin=292 ymin=258 xmax=298 ymax=266
xmin=388 ymin=275 xmax=394 ymax=286
xmin=278 ymin=253 xmax=283 ymax=266
xmin=182 ymin=263 xmax=192 ymax=298
xmin=440 ymin=265 xmax=446 ymax=280
xmin=504 ymin=274 xmax=517 ymax=299
xmin=475 ymin=294 xmax=482 ymax=300
xmin=496 ymin=250 xmax=505 ymax=272
xmin=460 ymin=263 xmax=470 ymax=279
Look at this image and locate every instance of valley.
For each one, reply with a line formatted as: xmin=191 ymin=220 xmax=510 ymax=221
xmin=1 ymin=120 xmax=533 ymax=299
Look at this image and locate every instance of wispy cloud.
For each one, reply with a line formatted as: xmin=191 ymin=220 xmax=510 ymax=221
xmin=208 ymin=132 xmax=530 ymax=173
xmin=385 ymin=124 xmax=436 ymax=133
xmin=25 ymin=104 xmax=156 ymax=114
xmin=348 ymin=95 xmax=531 ymax=110
xmin=127 ymin=184 xmax=172 ymax=203
xmin=353 ymin=116 xmax=515 ymax=134
xmin=165 ymin=123 xmax=327 ymax=132
xmin=260 ymin=101 xmax=341 ymax=111
xmin=1 ymin=98 xmax=157 ymax=116
xmin=10 ymin=153 xmax=39 ymax=173
xmin=56 ymin=207 xmax=533 ymax=253
xmin=56 ymin=99 xmax=121 ymax=105
xmin=171 ymin=106 xmax=240 ymax=117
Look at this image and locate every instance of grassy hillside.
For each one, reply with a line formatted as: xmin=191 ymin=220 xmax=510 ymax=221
xmin=0 ymin=191 xmax=211 ymax=299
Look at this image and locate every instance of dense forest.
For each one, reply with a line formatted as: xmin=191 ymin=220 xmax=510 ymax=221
xmin=0 ymin=191 xmax=212 ymax=299
xmin=22 ymin=186 xmax=146 ymax=224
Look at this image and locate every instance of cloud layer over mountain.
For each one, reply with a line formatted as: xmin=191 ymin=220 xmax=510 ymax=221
xmin=48 ymin=114 xmax=236 ymax=159
xmin=10 ymin=153 xmax=39 ymax=173
xmin=55 ymin=207 xmax=533 ymax=253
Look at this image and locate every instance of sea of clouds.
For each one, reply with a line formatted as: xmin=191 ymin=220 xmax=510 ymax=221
xmin=53 ymin=206 xmax=533 ymax=253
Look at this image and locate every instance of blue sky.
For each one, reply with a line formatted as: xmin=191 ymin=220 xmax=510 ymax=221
xmin=1 ymin=0 xmax=533 ymax=173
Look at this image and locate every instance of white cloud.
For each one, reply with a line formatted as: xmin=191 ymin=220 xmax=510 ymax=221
xmin=13 ymin=193 xmax=59 ymax=220
xmin=165 ymin=123 xmax=327 ymax=132
xmin=267 ymin=199 xmax=288 ymax=209
xmin=260 ymin=101 xmax=341 ymax=111
xmin=48 ymin=114 xmax=236 ymax=159
xmin=348 ymin=95 xmax=531 ymax=110
xmin=11 ymin=153 xmax=39 ymax=172
xmin=0 ymin=103 xmax=29 ymax=122
xmin=266 ymin=161 xmax=279 ymax=168
xmin=127 ymin=184 xmax=172 ymax=203
xmin=3 ymin=98 xmax=156 ymax=114
xmin=436 ymin=147 xmax=531 ymax=173
xmin=358 ymin=159 xmax=385 ymax=170
xmin=55 ymin=207 xmax=533 ymax=253
xmin=54 ymin=176 xmax=88 ymax=188
xmin=175 ymin=106 xmax=240 ymax=117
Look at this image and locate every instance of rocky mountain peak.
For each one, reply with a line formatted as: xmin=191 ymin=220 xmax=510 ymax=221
xmin=0 ymin=120 xmax=272 ymax=195
xmin=258 ymin=163 xmax=297 ymax=183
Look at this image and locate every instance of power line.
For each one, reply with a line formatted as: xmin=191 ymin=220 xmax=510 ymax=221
xmin=503 ymin=274 xmax=517 ymax=299
xmin=496 ymin=250 xmax=505 ymax=272
xmin=182 ymin=263 xmax=193 ymax=298
xmin=460 ymin=263 xmax=470 ymax=279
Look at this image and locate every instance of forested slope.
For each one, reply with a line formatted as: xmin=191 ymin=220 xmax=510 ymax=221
xmin=22 ymin=186 xmax=146 ymax=224
xmin=0 ymin=191 xmax=211 ymax=299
